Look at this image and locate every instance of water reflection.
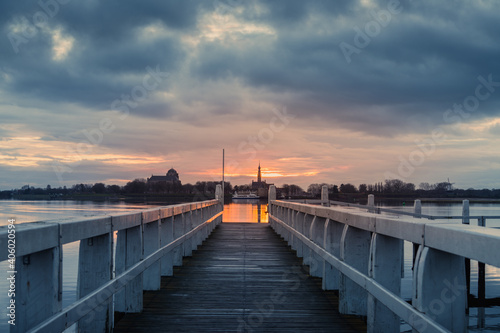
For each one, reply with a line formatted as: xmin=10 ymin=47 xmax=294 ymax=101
xmin=223 ymin=202 xmax=268 ymax=223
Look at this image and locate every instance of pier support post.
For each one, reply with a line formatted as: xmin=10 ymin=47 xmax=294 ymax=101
xmin=412 ymin=246 xmax=467 ymax=332
xmin=322 ymin=219 xmax=343 ymax=290
xmin=160 ymin=212 xmax=174 ymax=276
xmin=77 ymin=232 xmax=113 ymax=333
xmin=339 ymin=225 xmax=371 ymax=316
xmin=143 ymin=212 xmax=161 ymax=291
xmin=115 ymin=225 xmax=143 ymax=313
xmin=367 ymin=233 xmax=402 ymax=333
xmin=14 ymin=239 xmax=62 ymax=333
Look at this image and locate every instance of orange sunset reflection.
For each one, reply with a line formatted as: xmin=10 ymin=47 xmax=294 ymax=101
xmin=223 ymin=202 xmax=269 ymax=223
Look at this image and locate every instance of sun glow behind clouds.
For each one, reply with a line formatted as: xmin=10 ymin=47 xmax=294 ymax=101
xmin=463 ymin=117 xmax=500 ymax=132
xmin=51 ymin=28 xmax=74 ymax=61
xmin=198 ymin=11 xmax=276 ymax=43
xmin=0 ymin=135 xmax=167 ymax=168
xmin=189 ymin=166 xmax=320 ymax=182
xmin=136 ymin=22 xmax=174 ymax=41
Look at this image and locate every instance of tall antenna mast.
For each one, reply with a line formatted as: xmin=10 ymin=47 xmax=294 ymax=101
xmin=222 ymin=149 xmax=225 ymax=205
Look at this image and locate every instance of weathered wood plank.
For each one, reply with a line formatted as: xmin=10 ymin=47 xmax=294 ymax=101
xmin=114 ymin=223 xmax=365 ymax=332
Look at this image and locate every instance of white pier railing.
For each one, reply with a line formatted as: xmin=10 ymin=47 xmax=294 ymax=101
xmin=0 ymin=186 xmax=224 ymax=333
xmin=267 ymin=185 xmax=500 ymax=333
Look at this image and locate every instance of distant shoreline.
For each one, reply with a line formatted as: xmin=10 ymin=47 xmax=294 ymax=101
xmin=1 ymin=193 xmax=233 ymax=204
xmin=3 ymin=194 xmax=500 ymax=205
xmin=419 ymin=198 xmax=500 ymax=203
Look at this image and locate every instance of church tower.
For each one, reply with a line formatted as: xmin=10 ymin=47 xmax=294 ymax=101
xmin=257 ymin=162 xmax=262 ymax=184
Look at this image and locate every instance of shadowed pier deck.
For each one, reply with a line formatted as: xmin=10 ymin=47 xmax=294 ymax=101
xmin=114 ymin=223 xmax=364 ymax=332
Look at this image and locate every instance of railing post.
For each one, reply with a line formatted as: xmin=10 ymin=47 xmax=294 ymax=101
xmin=462 ymin=199 xmax=470 ymax=224
xmin=192 ymin=205 xmax=202 ymax=250
xmin=309 ymin=216 xmax=326 ymax=278
xmin=77 ymin=227 xmax=113 ymax=333
xmin=414 ymin=199 xmax=422 ymax=216
xmin=204 ymin=206 xmax=210 ymax=239
xmin=172 ymin=212 xmax=183 ymax=266
xmin=183 ymin=210 xmax=193 ymax=256
xmin=412 ymin=199 xmax=422 ymax=271
xmin=200 ymin=206 xmax=208 ymax=240
xmin=321 ymin=185 xmax=330 ymax=207
xmin=296 ymin=212 xmax=305 ymax=258
xmin=115 ymin=214 xmax=143 ymax=313
xmin=215 ymin=184 xmax=223 ymax=206
xmin=160 ymin=209 xmax=174 ymax=276
xmin=292 ymin=211 xmax=302 ymax=255
xmin=287 ymin=207 xmax=294 ymax=241
xmin=190 ymin=207 xmax=198 ymax=251
xmin=339 ymin=225 xmax=371 ymax=316
xmin=143 ymin=210 xmax=161 ymax=291
xmin=284 ymin=207 xmax=290 ymax=237
xmin=268 ymin=185 xmax=277 ymax=230
xmin=367 ymin=233 xmax=402 ymax=333
xmin=302 ymin=214 xmax=314 ymax=270
xmin=462 ymin=199 xmax=471 ymax=304
xmin=322 ymin=219 xmax=343 ymax=290
xmin=367 ymin=194 xmax=375 ymax=212
xmin=478 ymin=216 xmax=486 ymax=310
xmin=412 ymin=246 xmax=467 ymax=332
xmin=287 ymin=208 xmax=295 ymax=246
xmin=13 ymin=223 xmax=62 ymax=333
xmin=269 ymin=185 xmax=276 ymax=202
xmin=210 ymin=204 xmax=217 ymax=230
xmin=215 ymin=184 xmax=224 ymax=226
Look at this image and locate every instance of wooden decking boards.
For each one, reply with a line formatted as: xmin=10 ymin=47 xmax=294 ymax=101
xmin=114 ymin=223 xmax=365 ymax=332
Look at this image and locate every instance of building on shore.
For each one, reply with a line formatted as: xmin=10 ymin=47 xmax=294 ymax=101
xmin=251 ymin=163 xmax=273 ymax=198
xmin=147 ymin=168 xmax=181 ymax=188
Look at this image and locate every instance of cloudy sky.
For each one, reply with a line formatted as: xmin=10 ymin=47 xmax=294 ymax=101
xmin=1 ymin=0 xmax=500 ymax=190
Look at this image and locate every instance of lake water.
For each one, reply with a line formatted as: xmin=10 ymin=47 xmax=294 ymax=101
xmin=0 ymin=199 xmax=499 ymax=332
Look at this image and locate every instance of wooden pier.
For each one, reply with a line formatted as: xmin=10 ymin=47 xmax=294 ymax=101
xmin=114 ymin=223 xmax=364 ymax=332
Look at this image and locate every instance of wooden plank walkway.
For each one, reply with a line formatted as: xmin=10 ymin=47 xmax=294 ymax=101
xmin=114 ymin=223 xmax=365 ymax=332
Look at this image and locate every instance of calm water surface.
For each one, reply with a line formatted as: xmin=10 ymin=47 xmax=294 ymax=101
xmin=0 ymin=200 xmax=499 ymax=332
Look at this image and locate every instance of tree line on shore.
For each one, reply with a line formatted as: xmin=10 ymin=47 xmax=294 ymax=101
xmin=2 ymin=178 xmax=500 ymax=200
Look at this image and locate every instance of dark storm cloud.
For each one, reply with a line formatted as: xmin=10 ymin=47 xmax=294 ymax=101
xmin=1 ymin=0 xmax=500 ymax=135
xmin=191 ymin=0 xmax=500 ymax=134
xmin=0 ymin=0 xmax=203 ymax=115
